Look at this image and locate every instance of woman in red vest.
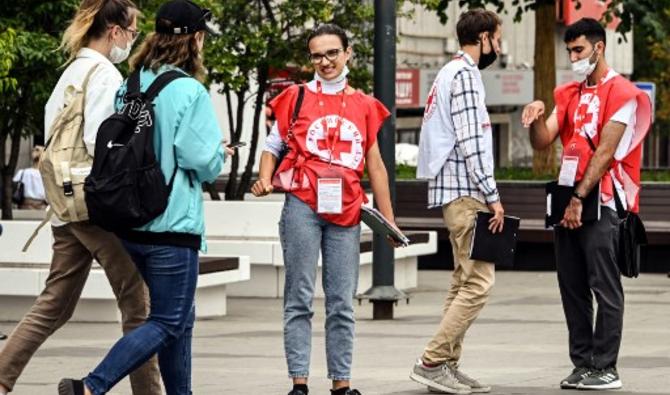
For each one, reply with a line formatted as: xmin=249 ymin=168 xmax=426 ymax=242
xmin=252 ymin=24 xmax=398 ymax=395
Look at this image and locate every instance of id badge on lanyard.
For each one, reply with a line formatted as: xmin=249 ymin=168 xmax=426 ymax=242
xmin=316 ymin=81 xmax=347 ymax=214
xmin=317 ymin=177 xmax=343 ymax=214
xmin=558 ymin=156 xmax=579 ymax=187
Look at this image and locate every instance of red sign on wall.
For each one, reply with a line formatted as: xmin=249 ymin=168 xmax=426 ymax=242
xmin=560 ymin=0 xmax=620 ymax=30
xmin=396 ymin=69 xmax=420 ymax=108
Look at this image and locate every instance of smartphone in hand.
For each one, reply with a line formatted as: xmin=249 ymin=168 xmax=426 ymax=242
xmin=226 ymin=141 xmax=247 ymax=149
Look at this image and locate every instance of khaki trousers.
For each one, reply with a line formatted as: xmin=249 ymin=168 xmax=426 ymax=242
xmin=0 ymin=222 xmax=162 ymax=394
xmin=423 ymin=197 xmax=495 ymax=366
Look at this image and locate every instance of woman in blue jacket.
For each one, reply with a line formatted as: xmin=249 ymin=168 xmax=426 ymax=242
xmin=59 ymin=1 xmax=228 ymax=394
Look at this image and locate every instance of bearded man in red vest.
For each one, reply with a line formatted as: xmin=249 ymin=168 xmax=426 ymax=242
xmin=522 ymin=18 xmax=651 ymax=391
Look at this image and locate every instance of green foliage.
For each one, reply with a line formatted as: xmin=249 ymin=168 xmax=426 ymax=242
xmin=418 ymin=0 xmax=670 ymax=41
xmin=0 ymin=0 xmax=77 ymax=218
xmin=602 ymin=0 xmax=670 ymax=43
xmin=0 ymin=0 xmax=77 ymax=137
xmin=206 ymin=0 xmax=376 ymax=94
xmin=199 ymin=0 xmax=393 ymax=199
xmin=417 ymin=0 xmax=552 ymax=24
xmin=0 ymin=28 xmax=17 ymax=93
xmin=632 ymin=6 xmax=670 ymax=135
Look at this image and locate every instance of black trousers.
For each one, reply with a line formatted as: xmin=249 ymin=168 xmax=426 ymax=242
xmin=554 ymin=208 xmax=624 ymax=370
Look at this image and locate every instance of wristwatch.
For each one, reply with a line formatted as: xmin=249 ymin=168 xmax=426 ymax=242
xmin=572 ymin=190 xmax=585 ymax=202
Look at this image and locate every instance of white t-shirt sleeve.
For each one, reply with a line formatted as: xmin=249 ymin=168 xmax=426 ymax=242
xmin=83 ymin=66 xmax=123 ymax=156
xmin=609 ymin=98 xmax=637 ymax=160
xmin=263 ymin=122 xmax=284 ymax=158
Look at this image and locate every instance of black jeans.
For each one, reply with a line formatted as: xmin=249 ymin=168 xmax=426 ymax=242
xmin=554 ymin=208 xmax=624 ymax=370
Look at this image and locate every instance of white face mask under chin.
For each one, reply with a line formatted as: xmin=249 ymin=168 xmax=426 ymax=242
xmin=313 ymin=65 xmax=349 ymax=94
xmin=571 ymin=50 xmax=599 ymax=79
xmin=109 ymin=40 xmax=132 ymax=64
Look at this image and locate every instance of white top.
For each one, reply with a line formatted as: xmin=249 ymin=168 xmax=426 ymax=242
xmin=45 ymin=48 xmax=122 ymax=155
xmin=13 ymin=168 xmax=46 ymax=201
xmin=417 ymin=51 xmax=498 ymax=207
xmin=44 ymin=47 xmax=121 ymax=225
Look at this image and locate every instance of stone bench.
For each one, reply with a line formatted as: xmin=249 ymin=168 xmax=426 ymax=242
xmin=0 ymin=221 xmax=250 ymax=322
xmin=202 ymin=200 xmax=438 ymax=298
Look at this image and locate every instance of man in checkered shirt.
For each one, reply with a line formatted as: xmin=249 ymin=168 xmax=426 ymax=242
xmin=411 ymin=9 xmax=505 ymax=395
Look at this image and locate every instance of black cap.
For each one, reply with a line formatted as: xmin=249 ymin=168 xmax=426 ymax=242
xmin=155 ymin=0 xmax=218 ymax=36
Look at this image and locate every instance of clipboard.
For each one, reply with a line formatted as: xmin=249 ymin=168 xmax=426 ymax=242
xmin=360 ymin=206 xmax=410 ymax=247
xmin=469 ymin=211 xmax=520 ymax=267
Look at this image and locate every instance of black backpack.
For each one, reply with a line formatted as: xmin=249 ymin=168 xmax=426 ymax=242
xmin=84 ymin=70 xmax=188 ymax=231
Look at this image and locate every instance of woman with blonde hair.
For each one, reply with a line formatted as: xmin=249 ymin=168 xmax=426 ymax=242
xmin=59 ymin=1 xmax=227 ymax=394
xmin=0 ymin=1 xmax=161 ymax=394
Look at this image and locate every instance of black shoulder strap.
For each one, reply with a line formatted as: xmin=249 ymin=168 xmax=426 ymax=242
xmin=584 ymin=132 xmax=627 ymax=219
xmin=284 ymin=84 xmax=305 ymax=142
xmin=144 ymin=70 xmax=189 ymax=102
xmin=126 ymin=70 xmax=189 ymax=191
xmin=125 ymin=70 xmax=142 ymax=101
xmin=291 ymin=85 xmax=305 ymax=123
xmin=584 ymin=132 xmax=598 ymax=153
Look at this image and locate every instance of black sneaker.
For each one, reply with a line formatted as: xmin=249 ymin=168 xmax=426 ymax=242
xmin=560 ymin=367 xmax=592 ymax=389
xmin=288 ymin=391 xmax=307 ymax=395
xmin=58 ymin=379 xmax=85 ymax=395
xmin=330 ymin=389 xmax=362 ymax=395
xmin=576 ymin=367 xmax=622 ymax=390
xmin=0 ymin=332 xmax=7 ymax=340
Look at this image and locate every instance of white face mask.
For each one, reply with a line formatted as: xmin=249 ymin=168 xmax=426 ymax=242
xmin=571 ymin=48 xmax=599 ymax=78
xmin=109 ymin=38 xmax=133 ymax=64
xmin=313 ymin=65 xmax=349 ymax=94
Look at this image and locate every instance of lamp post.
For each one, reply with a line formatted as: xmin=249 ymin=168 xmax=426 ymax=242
xmin=357 ymin=0 xmax=407 ymax=320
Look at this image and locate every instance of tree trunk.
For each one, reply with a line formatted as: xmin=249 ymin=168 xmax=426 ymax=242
xmin=1 ymin=101 xmax=25 ymax=220
xmin=203 ymin=182 xmax=221 ymax=200
xmin=224 ymin=89 xmax=246 ymax=200
xmin=237 ymin=64 xmax=270 ymax=200
xmin=1 ymin=172 xmax=13 ymax=220
xmin=532 ymin=0 xmax=558 ymax=175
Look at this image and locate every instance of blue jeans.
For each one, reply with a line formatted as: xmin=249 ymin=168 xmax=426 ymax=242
xmin=280 ymin=194 xmax=361 ymax=381
xmin=84 ymin=242 xmax=198 ymax=395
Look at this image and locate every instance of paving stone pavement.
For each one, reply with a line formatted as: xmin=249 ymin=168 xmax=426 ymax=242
xmin=1 ymin=271 xmax=668 ymax=395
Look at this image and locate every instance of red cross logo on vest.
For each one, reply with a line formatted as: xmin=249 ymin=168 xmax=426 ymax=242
xmin=306 ymin=115 xmax=364 ymax=169
xmin=317 ymin=136 xmax=353 ymax=162
xmin=574 ymin=91 xmax=600 ymax=138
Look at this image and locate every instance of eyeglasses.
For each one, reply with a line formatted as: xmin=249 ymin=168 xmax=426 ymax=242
xmin=309 ymin=48 xmax=344 ymax=64
xmin=124 ymin=27 xmax=140 ymax=40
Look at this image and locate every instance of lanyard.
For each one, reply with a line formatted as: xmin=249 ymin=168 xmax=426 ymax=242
xmin=316 ymin=80 xmax=348 ymax=164
xmin=574 ymin=69 xmax=610 ymax=135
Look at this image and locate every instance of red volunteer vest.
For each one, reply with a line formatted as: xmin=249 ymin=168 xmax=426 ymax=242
xmin=554 ymin=74 xmax=652 ymax=213
xmin=270 ymin=84 xmax=390 ymax=226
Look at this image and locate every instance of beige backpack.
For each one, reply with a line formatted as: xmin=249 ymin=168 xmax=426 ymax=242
xmin=39 ymin=64 xmax=99 ymax=223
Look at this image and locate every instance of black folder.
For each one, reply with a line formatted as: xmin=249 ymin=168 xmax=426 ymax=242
xmin=545 ymin=181 xmax=600 ymax=228
xmin=469 ymin=211 xmax=520 ymax=267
